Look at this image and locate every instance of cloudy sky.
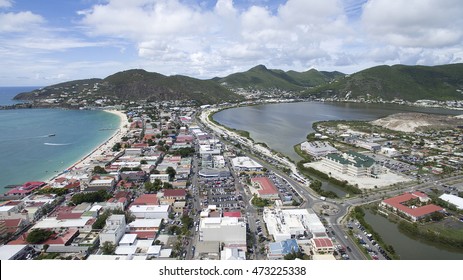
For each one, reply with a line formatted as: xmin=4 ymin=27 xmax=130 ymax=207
xmin=0 ymin=0 xmax=462 ymax=86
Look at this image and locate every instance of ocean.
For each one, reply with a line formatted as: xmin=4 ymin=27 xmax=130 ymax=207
xmin=0 ymin=86 xmax=38 ymax=106
xmin=0 ymin=87 xmax=120 ymax=193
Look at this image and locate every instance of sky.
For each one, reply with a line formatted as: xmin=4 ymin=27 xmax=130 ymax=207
xmin=0 ymin=0 xmax=462 ymax=86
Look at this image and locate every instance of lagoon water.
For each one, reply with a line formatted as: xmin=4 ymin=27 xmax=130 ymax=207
xmin=213 ymin=102 xmax=461 ymax=161
xmin=0 ymin=87 xmax=120 ymax=193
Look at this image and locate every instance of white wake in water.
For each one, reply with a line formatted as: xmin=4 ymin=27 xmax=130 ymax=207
xmin=44 ymin=143 xmax=71 ymax=146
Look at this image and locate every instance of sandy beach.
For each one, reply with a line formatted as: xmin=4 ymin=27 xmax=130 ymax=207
xmin=45 ymin=109 xmax=129 ymax=183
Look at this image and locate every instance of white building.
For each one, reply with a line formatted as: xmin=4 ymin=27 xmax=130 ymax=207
xmin=125 ymin=148 xmax=143 ymax=156
xmin=300 ymin=141 xmax=338 ymax=158
xmin=439 ymin=193 xmax=463 ymax=210
xmin=263 ymin=206 xmax=325 ymax=242
xmin=99 ymin=215 xmax=126 ymax=246
xmin=220 ymin=247 xmax=246 ymax=260
xmin=199 ymin=217 xmax=246 ymax=246
xmin=32 ymin=217 xmax=94 ymax=232
xmin=213 ymin=155 xmax=226 ymax=168
xmin=149 ymin=173 xmax=170 ymax=183
xmin=129 ymin=205 xmax=171 ymax=219
xmin=321 ymin=151 xmax=382 ymax=177
xmin=356 ymin=141 xmax=381 ymax=152
xmin=231 ymin=157 xmax=263 ymax=173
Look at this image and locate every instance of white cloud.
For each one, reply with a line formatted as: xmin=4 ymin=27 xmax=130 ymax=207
xmin=0 ymin=0 xmax=12 ymax=8
xmin=362 ymin=0 xmax=463 ymax=48
xmin=0 ymin=11 xmax=44 ymax=32
xmin=77 ymin=0 xmax=351 ymax=76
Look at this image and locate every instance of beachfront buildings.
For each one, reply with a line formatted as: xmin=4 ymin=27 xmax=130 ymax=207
xmin=380 ymin=192 xmax=444 ymax=222
xmin=321 ymin=151 xmax=382 ymax=177
xmin=300 ymin=141 xmax=338 ymax=158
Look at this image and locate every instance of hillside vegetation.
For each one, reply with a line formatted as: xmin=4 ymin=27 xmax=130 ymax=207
xmin=14 ymin=69 xmax=243 ymax=105
xmin=304 ymin=63 xmax=463 ymax=101
xmin=214 ymin=65 xmax=344 ymax=91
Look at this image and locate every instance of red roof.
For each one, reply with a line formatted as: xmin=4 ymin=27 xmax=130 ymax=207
xmin=223 ymin=211 xmax=242 ymax=218
xmin=382 ymin=192 xmax=444 ymax=218
xmin=57 ymin=212 xmax=82 ymax=220
xmin=163 ymin=189 xmax=186 ymax=198
xmin=8 ymin=229 xmax=79 ymax=245
xmin=129 ymin=231 xmax=156 ymax=239
xmin=313 ymin=238 xmax=334 ymax=248
xmin=2 ymin=219 xmax=24 ymax=233
xmin=251 ymin=177 xmax=279 ymax=196
xmin=44 ymin=229 xmax=79 ymax=245
xmin=133 ymin=194 xmax=158 ymax=205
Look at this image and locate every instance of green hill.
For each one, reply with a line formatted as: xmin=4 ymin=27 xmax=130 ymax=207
xmin=214 ymin=65 xmax=344 ymax=91
xmin=305 ymin=63 xmax=463 ymax=101
xmin=14 ymin=69 xmax=243 ymax=105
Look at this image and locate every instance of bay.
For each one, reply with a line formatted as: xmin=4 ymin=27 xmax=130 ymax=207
xmin=0 ymin=106 xmax=120 ymax=193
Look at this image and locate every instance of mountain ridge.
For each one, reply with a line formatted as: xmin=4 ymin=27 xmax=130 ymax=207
xmin=13 ymin=63 xmax=463 ymax=104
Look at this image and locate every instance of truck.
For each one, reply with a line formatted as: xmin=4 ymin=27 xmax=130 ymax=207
xmin=320 ymin=196 xmax=326 ymax=201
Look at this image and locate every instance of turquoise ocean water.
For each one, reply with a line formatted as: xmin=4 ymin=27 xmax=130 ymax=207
xmin=0 ymin=87 xmax=120 ymax=193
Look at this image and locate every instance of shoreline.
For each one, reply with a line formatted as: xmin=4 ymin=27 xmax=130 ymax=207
xmin=44 ymin=109 xmax=128 ymax=184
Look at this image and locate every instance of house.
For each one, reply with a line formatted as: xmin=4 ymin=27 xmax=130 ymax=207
xmin=380 ymin=192 xmax=444 ymax=221
xmin=32 ymin=216 xmax=95 ymax=232
xmin=128 ymin=219 xmax=162 ymax=239
xmin=0 ymin=201 xmax=29 ymax=222
xmin=149 ymin=173 xmax=170 ymax=183
xmin=99 ymin=215 xmax=126 ymax=246
xmin=268 ymin=239 xmax=300 ymax=259
xmin=220 ymin=247 xmax=246 ymax=260
xmin=0 ymin=219 xmax=28 ymax=235
xmin=129 ymin=205 xmax=171 ymax=219
xmin=86 ymin=176 xmax=116 ymax=191
xmin=120 ymin=171 xmax=146 ymax=183
xmin=132 ymin=194 xmax=158 ymax=206
xmin=311 ymin=238 xmax=334 ymax=254
xmin=4 ymin=182 xmax=45 ymax=198
xmin=160 ymin=189 xmax=186 ymax=201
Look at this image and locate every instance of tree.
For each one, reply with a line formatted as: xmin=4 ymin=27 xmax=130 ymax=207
xmin=140 ymin=159 xmax=148 ymax=164
xmin=93 ymin=166 xmax=108 ymax=174
xmin=112 ymin=142 xmax=122 ymax=152
xmin=166 ymin=167 xmax=176 ymax=181
xmin=26 ymin=229 xmax=53 ymax=244
xmin=102 ymin=241 xmax=116 ymax=255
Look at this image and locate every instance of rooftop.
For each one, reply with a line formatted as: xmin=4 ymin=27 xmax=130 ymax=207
xmin=251 ymin=177 xmax=279 ymax=195
xmin=382 ymin=192 xmax=444 ymax=218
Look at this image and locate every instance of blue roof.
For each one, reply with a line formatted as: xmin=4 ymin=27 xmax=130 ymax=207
xmin=268 ymin=239 xmax=299 ymax=255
